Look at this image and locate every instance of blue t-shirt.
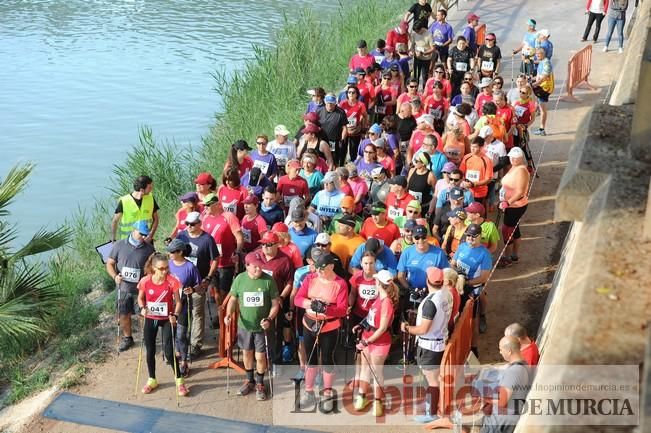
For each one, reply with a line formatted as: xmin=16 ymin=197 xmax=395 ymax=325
xmin=250 ymin=150 xmax=278 ymax=178
xmin=435 ymin=187 xmax=475 ymax=208
xmin=306 ymin=101 xmax=325 ymax=114
xmin=429 ymin=22 xmax=455 ymax=48
xmin=349 ymin=244 xmax=398 ymax=275
xmin=293 ymin=265 xmax=312 ymax=289
xmin=168 ymin=259 xmax=201 ymax=325
xmin=397 ymin=244 xmax=450 ymax=288
xmin=289 ymin=226 xmax=318 ymax=256
xmin=453 ymin=242 xmax=492 ymax=280
xmin=370 ymin=48 xmax=386 ymax=65
xmin=536 ymin=39 xmax=553 ymax=60
xmin=523 ymin=32 xmax=538 ymax=51
xmin=462 ymin=25 xmax=477 ymax=52
xmin=311 ymin=189 xmax=346 ymax=218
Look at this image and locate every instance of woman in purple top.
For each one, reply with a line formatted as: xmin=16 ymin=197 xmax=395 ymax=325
xmin=355 ymin=142 xmax=382 ymax=187
xmin=250 ymin=134 xmax=278 ymax=178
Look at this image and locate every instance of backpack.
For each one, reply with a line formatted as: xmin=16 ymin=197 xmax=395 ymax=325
xmin=484 ymin=115 xmax=507 ymax=143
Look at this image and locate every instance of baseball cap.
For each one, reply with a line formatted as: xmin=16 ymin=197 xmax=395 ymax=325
xmin=478 ymin=77 xmax=493 ymax=89
xmin=404 ymin=219 xmax=418 ymax=230
xmin=407 ymin=200 xmax=421 ymax=211
xmin=369 ymin=123 xmax=383 ymax=135
xmin=465 ymin=223 xmax=483 ymax=237
xmin=365 ymin=237 xmax=382 ymax=253
xmin=324 ymin=94 xmax=337 ymax=104
xmin=388 ymin=175 xmax=408 ymax=188
xmin=354 ymin=67 xmax=366 ymax=75
xmin=370 ymin=202 xmax=387 ymax=215
xmin=287 ymin=159 xmax=301 ymax=170
xmin=194 ymin=172 xmax=215 ymax=185
xmin=479 ymin=125 xmax=494 ymax=138
xmin=166 ymin=238 xmax=187 ymax=253
xmin=465 ymin=202 xmax=485 ymax=215
xmin=309 ymin=246 xmax=324 ymax=263
xmin=426 ymin=267 xmax=444 ymax=285
xmin=449 ymin=187 xmax=464 ymax=201
xmin=340 ymin=195 xmax=355 ymax=209
xmin=243 ymin=194 xmax=259 ymax=205
xmin=271 ymin=222 xmax=289 ymax=233
xmin=303 ymin=112 xmax=319 ymax=122
xmin=132 ymin=220 xmax=150 ymax=236
xmin=315 ymin=253 xmax=336 ymax=269
xmin=185 ymin=211 xmax=201 ymax=224
xmin=447 ymin=207 xmax=467 ymax=219
xmin=374 ymin=270 xmax=394 ymax=285
xmin=245 ymin=252 xmax=263 ymax=266
xmin=274 ymin=124 xmax=290 ymax=136
xmin=260 ymin=232 xmax=280 ymax=244
xmin=315 ymin=233 xmax=331 ymax=245
xmin=442 ymin=162 xmax=457 ymax=173
xmin=413 ymin=225 xmax=428 ymax=237
xmin=203 ymin=193 xmax=219 ymax=206
xmin=290 ymin=208 xmax=305 ymax=222
xmin=338 ymin=214 xmax=357 ymax=227
xmin=372 ymin=137 xmax=387 ymax=148
xmin=233 ymin=140 xmax=252 ymax=151
xmin=508 ymin=147 xmax=525 ymax=159
xmin=357 ymin=39 xmax=368 ymax=48
xmin=417 ymin=114 xmax=435 ymax=127
xmin=322 ymin=171 xmax=338 ymax=184
xmin=467 ymin=13 xmax=480 ymax=22
xmin=538 ymin=29 xmax=550 ymax=38
xmin=179 ymin=191 xmax=198 ymax=202
xmin=347 ymin=75 xmax=358 ymax=85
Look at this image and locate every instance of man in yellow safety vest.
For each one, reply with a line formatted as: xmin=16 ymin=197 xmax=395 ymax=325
xmin=111 ymin=175 xmax=160 ymax=243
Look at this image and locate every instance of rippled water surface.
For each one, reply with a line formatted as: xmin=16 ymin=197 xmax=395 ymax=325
xmin=0 ymin=0 xmax=336 ymax=239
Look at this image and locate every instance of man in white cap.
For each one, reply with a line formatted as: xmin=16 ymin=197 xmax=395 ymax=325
xmin=475 ymin=78 xmax=494 ymax=117
xmin=268 ymin=125 xmax=296 ymax=178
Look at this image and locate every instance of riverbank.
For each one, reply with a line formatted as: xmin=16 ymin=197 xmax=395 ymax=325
xmin=0 ymin=0 xmax=406 ymax=411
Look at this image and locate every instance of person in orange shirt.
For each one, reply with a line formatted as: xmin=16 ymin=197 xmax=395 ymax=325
xmin=385 ymin=176 xmax=415 ymax=222
xmin=505 ymin=322 xmax=540 ymax=365
xmin=360 ymin=202 xmax=401 ymax=247
xmin=459 ymin=136 xmax=494 ymax=205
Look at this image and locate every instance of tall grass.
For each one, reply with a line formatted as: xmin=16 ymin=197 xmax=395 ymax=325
xmin=1 ymin=0 xmax=406 ymax=404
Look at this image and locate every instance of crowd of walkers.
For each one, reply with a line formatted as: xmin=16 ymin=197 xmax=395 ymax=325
xmin=106 ymin=1 xmax=556 ymax=429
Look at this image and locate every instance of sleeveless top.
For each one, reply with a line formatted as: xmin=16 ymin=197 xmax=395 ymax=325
xmin=408 ymin=168 xmax=432 ymax=206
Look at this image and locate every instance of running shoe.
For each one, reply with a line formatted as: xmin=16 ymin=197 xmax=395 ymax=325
xmin=353 ymin=394 xmax=370 ymax=411
xmin=320 ymin=390 xmax=335 ymax=412
xmin=533 ymin=128 xmax=546 ymax=136
xmin=255 ymin=384 xmax=267 ymax=401
xmin=511 ymin=255 xmax=519 ymax=263
xmin=292 ymin=369 xmax=305 ymax=382
xmin=142 ymin=378 xmax=158 ymax=394
xmin=413 ymin=414 xmax=439 ymax=423
xmin=189 ymin=345 xmax=202 ymax=358
xmin=176 ymin=378 xmax=189 ymax=397
xmin=603 ymin=46 xmax=608 ymax=52
xmin=118 ymin=336 xmax=134 ymax=352
xmin=373 ymin=399 xmax=384 ymax=417
xmin=618 ymin=48 xmax=623 ymax=54
xmin=299 ymin=390 xmax=317 ymax=408
xmin=238 ymin=380 xmax=254 ymax=396
xmin=479 ymin=314 xmax=488 ymax=334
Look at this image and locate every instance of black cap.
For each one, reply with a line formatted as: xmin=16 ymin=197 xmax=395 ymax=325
xmin=233 ymin=139 xmax=251 ymax=151
xmin=354 ymin=67 xmax=366 ymax=75
xmin=388 ymin=175 xmax=408 ymax=188
xmin=315 ymin=253 xmax=336 ymax=269
xmin=365 ymin=237 xmax=381 ymax=253
xmin=357 ymin=39 xmax=368 ymax=48
xmin=291 ymin=208 xmax=305 ymax=222
xmin=465 ymin=223 xmax=482 ymax=237
xmin=309 ymin=246 xmax=324 ymax=263
xmin=413 ymin=225 xmax=428 ymax=237
xmin=449 ymin=187 xmax=464 ymax=201
xmin=338 ymin=215 xmax=357 ymax=228
xmin=370 ymin=202 xmax=387 ymax=215
xmin=166 ymin=238 xmax=187 ymax=253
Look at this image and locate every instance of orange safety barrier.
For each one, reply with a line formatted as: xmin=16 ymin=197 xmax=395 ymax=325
xmin=208 ymin=295 xmax=246 ymax=373
xmin=560 ymin=44 xmax=596 ymax=102
xmin=476 ymin=24 xmax=486 ymax=47
xmin=426 ymin=298 xmax=475 ymax=430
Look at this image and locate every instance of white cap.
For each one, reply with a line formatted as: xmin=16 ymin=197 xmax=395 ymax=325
xmin=274 ymin=124 xmax=290 ymax=136
xmin=185 ymin=211 xmax=201 ymax=224
xmin=478 ymin=77 xmax=493 ymax=88
xmin=508 ymin=147 xmax=525 ymax=159
xmin=322 ymin=171 xmax=338 ymax=184
xmin=417 ymin=114 xmax=435 ymax=126
xmin=315 ymin=233 xmax=331 ymax=245
xmin=306 ymin=89 xmax=316 ymax=96
xmin=538 ymin=29 xmax=550 ymax=38
xmin=373 ymin=270 xmax=394 ymax=285
xmin=479 ymin=125 xmax=494 ymax=139
xmin=372 ymin=137 xmax=387 ymax=148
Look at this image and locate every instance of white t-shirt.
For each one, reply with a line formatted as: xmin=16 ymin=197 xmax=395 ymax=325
xmin=484 ymin=140 xmax=507 ymax=178
xmin=589 ymin=0 xmax=605 ymax=14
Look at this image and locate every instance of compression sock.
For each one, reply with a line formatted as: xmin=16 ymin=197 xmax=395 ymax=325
xmin=246 ymin=369 xmax=254 ymax=383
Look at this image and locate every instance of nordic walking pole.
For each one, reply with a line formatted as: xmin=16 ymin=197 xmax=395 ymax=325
xmin=264 ymin=328 xmax=274 ymax=397
xmin=171 ymin=322 xmax=180 ymax=407
xmin=116 ymin=279 xmax=121 ymax=356
xmin=134 ymin=314 xmax=146 ymax=396
xmin=226 ymin=312 xmax=231 ymax=395
xmin=344 ymin=314 xmax=350 ymax=384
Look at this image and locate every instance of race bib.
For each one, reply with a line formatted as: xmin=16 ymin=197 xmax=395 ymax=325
xmin=499 ymin=187 xmax=506 ymax=201
xmin=374 ymin=55 xmax=385 ymax=64
xmin=388 ymin=206 xmax=404 ymax=219
xmin=242 ymin=228 xmax=251 ymax=244
xmin=514 ymin=105 xmax=527 ymax=118
xmin=276 ymin=156 xmax=287 ymax=167
xmin=455 ymin=62 xmax=468 ymax=72
xmin=222 ymin=200 xmax=237 ymax=214
xmin=466 ymin=170 xmax=480 ymax=183
xmin=147 ymin=301 xmax=168 ymax=316
xmin=481 ymin=60 xmax=494 ymax=71
xmin=375 ymin=105 xmax=386 ymax=114
xmin=359 ymin=284 xmax=379 ymax=300
xmin=445 ymin=148 xmax=461 ymax=160
xmin=187 ymin=256 xmax=198 ymax=266
xmin=347 ymin=115 xmax=358 ymax=128
xmin=458 ymin=261 xmax=471 ymax=276
xmin=253 ymin=159 xmax=270 ymax=175
xmin=409 ymin=190 xmax=423 ymax=202
xmin=121 ymin=266 xmax=140 ymax=283
xmin=399 ymin=141 xmax=409 ymax=153
xmin=328 ymin=141 xmax=336 ymax=152
xmin=262 ymin=269 xmax=274 ymax=277
xmin=429 ymin=107 xmax=442 ymax=119
xmin=243 ymin=292 xmax=264 ymax=307
xmin=283 ymin=195 xmax=298 ymax=207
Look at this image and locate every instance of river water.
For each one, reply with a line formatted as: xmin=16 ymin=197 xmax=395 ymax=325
xmin=0 ymin=0 xmax=335 ymax=241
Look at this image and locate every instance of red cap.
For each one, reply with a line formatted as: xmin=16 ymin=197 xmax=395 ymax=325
xmin=245 ymin=252 xmax=263 ymax=266
xmin=271 ymin=222 xmax=289 ymax=233
xmin=259 ymin=232 xmax=280 ymax=244
xmin=243 ymin=194 xmax=259 ymax=205
xmin=467 ymin=13 xmax=480 ymax=22
xmin=426 ymin=267 xmax=444 ymax=285
xmin=303 ymin=123 xmax=321 ymax=134
xmin=194 ymin=172 xmax=215 ymax=185
xmin=465 ymin=202 xmax=485 ymax=215
xmin=303 ymin=112 xmax=319 ymax=123
xmin=287 ymin=159 xmax=301 ymax=169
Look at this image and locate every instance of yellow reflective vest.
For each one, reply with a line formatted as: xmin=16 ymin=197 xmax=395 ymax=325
xmin=118 ymin=194 xmax=154 ymax=239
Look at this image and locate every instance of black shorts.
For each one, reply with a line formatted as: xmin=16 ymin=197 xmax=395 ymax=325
xmin=460 ymin=290 xmax=482 ymax=318
xmin=117 ymin=288 xmax=138 ymax=316
xmin=417 ymin=346 xmax=444 ymax=370
xmin=237 ymin=327 xmax=268 ymax=353
xmin=211 ymin=267 xmax=235 ymax=295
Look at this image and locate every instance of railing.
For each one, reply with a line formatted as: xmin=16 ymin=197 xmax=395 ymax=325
xmin=560 ymin=44 xmax=596 ymax=102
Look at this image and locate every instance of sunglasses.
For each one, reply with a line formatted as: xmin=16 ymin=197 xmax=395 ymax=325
xmin=155 ymin=266 xmax=169 ymax=271
xmin=520 ymin=91 xmax=528 ymax=95
xmin=186 ymin=221 xmax=200 ymax=226
xmin=315 ymin=243 xmax=329 ymax=248
xmin=466 ymin=233 xmax=481 ymax=239
xmin=414 ymin=236 xmax=426 ymax=241
xmin=407 ymin=209 xmax=418 ymax=214
xmin=486 ymin=38 xmax=496 ymax=41
xmin=464 ymin=78 xmax=473 ymax=82
xmin=347 ymin=91 xmax=356 ymax=94
xmin=449 ymin=178 xmax=462 ymax=182
xmin=256 ymin=141 xmax=267 ymax=145
xmin=408 ymin=85 xmax=418 ymax=88
xmin=364 ymin=150 xmax=376 ymax=154
xmin=262 ymin=243 xmax=277 ymax=247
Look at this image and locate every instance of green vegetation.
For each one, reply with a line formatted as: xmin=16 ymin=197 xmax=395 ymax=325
xmin=0 ymin=0 xmax=405 ymax=405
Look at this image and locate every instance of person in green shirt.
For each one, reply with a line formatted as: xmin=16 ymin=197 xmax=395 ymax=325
xmin=225 ymin=254 xmax=279 ymax=401
xmin=464 ymin=202 xmax=500 ymax=254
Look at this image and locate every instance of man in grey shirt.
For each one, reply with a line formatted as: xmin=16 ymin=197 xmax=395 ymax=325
xmin=480 ymin=336 xmax=532 ymax=433
xmin=106 ymin=221 xmax=155 ymax=352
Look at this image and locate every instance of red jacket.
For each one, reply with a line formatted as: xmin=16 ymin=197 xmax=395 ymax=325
xmin=586 ymin=0 xmax=609 ymax=13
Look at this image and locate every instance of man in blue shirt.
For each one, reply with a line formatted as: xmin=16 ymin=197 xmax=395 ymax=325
xmin=397 ymin=225 xmax=450 ymax=292
xmin=288 ymin=208 xmax=318 ymax=256
xmin=349 ymin=237 xmax=398 ymax=276
xmin=428 ymin=9 xmax=455 ymax=64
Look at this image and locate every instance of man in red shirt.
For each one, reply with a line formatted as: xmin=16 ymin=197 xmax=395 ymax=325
xmin=360 ymin=202 xmax=401 ymax=247
xmin=459 ymin=137 xmax=494 ymax=205
xmin=386 ymin=20 xmax=409 ymax=50
xmin=277 ymin=160 xmax=310 ymax=209
xmin=385 ymin=176 xmax=415 ymax=221
xmin=504 ymin=323 xmax=540 ymax=366
xmin=348 ymin=39 xmax=375 ymax=73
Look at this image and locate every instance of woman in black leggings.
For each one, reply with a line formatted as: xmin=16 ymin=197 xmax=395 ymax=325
xmin=294 ymin=253 xmax=348 ymax=412
xmin=137 ymin=252 xmax=188 ymax=396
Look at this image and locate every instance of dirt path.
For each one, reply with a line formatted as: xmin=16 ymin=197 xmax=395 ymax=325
xmin=11 ymin=0 xmax=627 ymax=431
